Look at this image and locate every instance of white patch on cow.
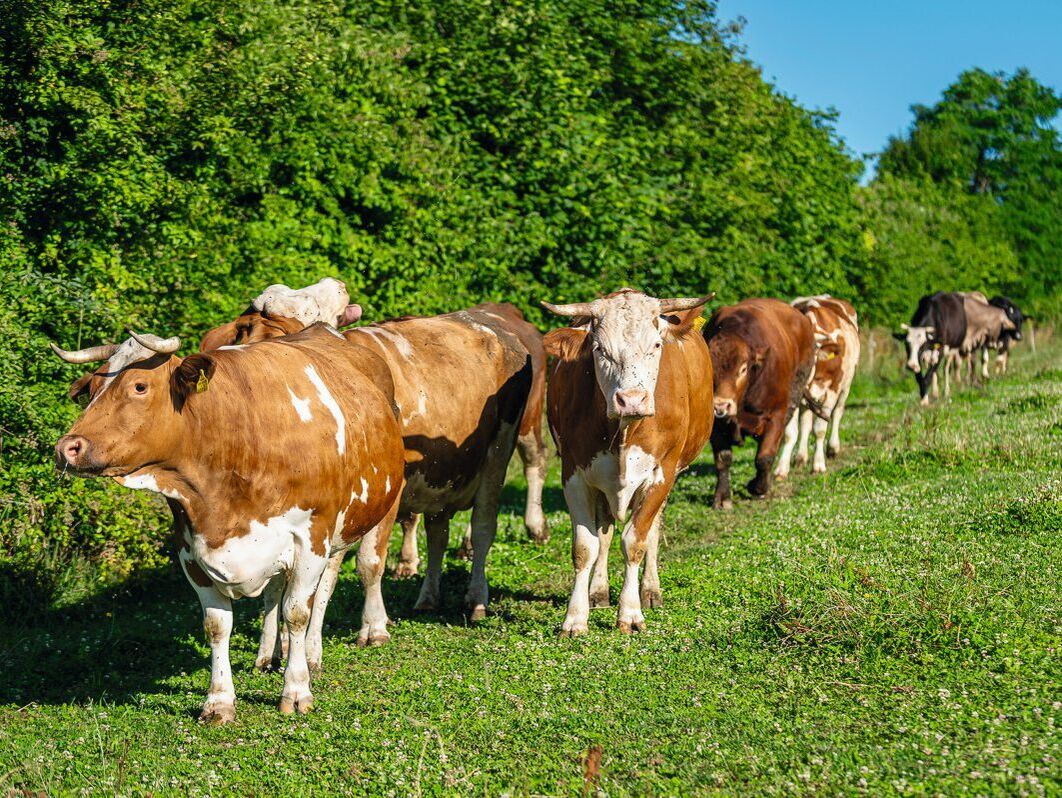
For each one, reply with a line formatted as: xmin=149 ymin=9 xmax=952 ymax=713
xmin=287 ymin=388 xmax=313 ymax=422
xmin=384 ymin=476 xmax=391 ymax=494
xmin=324 ymin=325 xmax=345 ymax=340
xmin=903 ymin=326 xmax=934 ymax=372
xmin=252 ymin=278 xmax=350 ymax=327
xmin=218 ymin=345 xmax=247 ymax=352
xmin=355 ymin=478 xmax=369 ymax=504
xmin=86 ymin=336 xmax=169 ymax=409
xmin=456 ymin=312 xmax=498 ymax=339
xmin=576 ymin=445 xmax=663 ymax=521
xmin=117 ymin=472 xmax=187 ymax=502
xmin=304 ymin=365 xmax=345 ymax=455
xmin=417 ymin=391 xmax=428 ymax=416
xmin=194 ymin=506 xmax=311 ymax=600
xmin=371 ymin=326 xmax=414 ymax=359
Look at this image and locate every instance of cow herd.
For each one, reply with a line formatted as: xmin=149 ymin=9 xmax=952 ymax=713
xmin=47 ymin=280 xmax=1022 ymax=724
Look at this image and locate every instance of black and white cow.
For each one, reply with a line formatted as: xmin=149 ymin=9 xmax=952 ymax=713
xmin=987 ymin=296 xmax=1024 ymax=375
xmin=894 ymin=292 xmax=967 ymax=404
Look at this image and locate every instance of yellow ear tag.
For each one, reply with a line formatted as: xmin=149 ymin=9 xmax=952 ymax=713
xmin=824 ymin=351 xmax=836 ymax=360
xmin=196 ymin=369 xmax=209 ymax=393
xmin=692 ymin=316 xmax=707 ymax=332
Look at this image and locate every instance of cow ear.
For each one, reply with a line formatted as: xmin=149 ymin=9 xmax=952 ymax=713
xmin=660 ymin=306 xmax=705 ymax=337
xmin=337 ymin=304 xmax=363 ymax=327
xmin=171 ymin=353 xmax=216 ymax=408
xmin=892 ymin=331 xmax=906 ymax=342
xmin=199 ymin=320 xmax=239 ymax=352
xmin=68 ymin=373 xmax=93 ymax=403
xmin=543 ymin=328 xmax=587 ymax=360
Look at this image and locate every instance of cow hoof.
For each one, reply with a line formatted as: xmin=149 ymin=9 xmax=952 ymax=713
xmin=812 ymin=465 xmax=826 ymax=475
xmin=392 ymin=561 xmax=419 ymax=579
xmin=199 ymin=703 xmax=236 ymax=726
xmin=746 ymin=481 xmax=769 ymax=498
xmin=413 ymin=598 xmax=438 ymax=613
xmin=713 ymin=499 xmax=733 ymax=511
xmin=357 ymin=629 xmax=391 ymax=648
xmin=279 ymin=694 xmax=313 ymax=715
xmin=558 ymin=622 xmax=588 ymax=638
xmin=775 ymin=472 xmax=788 ymax=483
xmin=255 ymin=656 xmax=282 ymax=673
xmin=526 ymin=528 xmax=550 ymax=545
xmin=588 ymin=590 xmax=610 ymax=609
xmin=616 ymin=619 xmax=645 ymax=634
xmin=641 ymin=589 xmax=663 ymax=609
xmin=827 ymin=445 xmax=840 ymax=458
xmin=795 ymin=455 xmax=809 ymax=467
xmin=467 ymin=606 xmax=487 ymax=623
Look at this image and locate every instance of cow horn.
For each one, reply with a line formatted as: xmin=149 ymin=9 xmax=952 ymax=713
xmin=658 ymin=294 xmax=715 ymax=313
xmin=900 ymin=323 xmax=910 ymax=331
xmin=48 ymin=342 xmax=118 ymax=364
xmin=541 ymin=300 xmax=597 ymax=318
xmin=126 ymin=330 xmax=181 ymax=354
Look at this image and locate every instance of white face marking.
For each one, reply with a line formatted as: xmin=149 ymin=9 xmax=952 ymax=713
xmin=583 ymin=294 xmax=667 ymax=418
xmin=193 ymin=506 xmax=311 ymax=599
xmin=303 ymin=365 xmax=345 ymax=455
xmin=252 ymin=278 xmax=350 ymax=327
xmin=903 ymin=327 xmax=933 ymax=372
xmin=288 ymin=388 xmax=313 ymax=422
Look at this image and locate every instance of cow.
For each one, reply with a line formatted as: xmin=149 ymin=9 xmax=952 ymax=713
xmin=542 ymin=289 xmax=714 ymax=636
xmin=894 ymin=291 xmax=967 ymax=404
xmin=960 ymin=292 xmax=1018 ymax=383
xmin=203 ymin=293 xmax=543 ymax=637
xmin=988 ymin=296 xmax=1024 ymax=374
xmin=776 ymin=296 xmax=860 ymax=477
xmin=51 ymin=326 xmax=406 ymax=723
xmin=705 ymin=298 xmax=816 ymax=508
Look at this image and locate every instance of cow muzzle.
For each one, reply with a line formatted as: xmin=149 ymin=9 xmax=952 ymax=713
xmin=612 ymin=389 xmax=653 ymax=419
xmin=713 ymin=398 xmax=737 ymax=419
xmin=55 ymin=434 xmax=98 ymax=473
xmin=905 ymin=359 xmax=920 ymax=374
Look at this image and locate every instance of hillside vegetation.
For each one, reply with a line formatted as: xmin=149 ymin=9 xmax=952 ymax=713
xmin=1 ymin=1 xmax=1060 ymax=603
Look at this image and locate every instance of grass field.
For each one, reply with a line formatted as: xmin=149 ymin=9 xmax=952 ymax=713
xmin=2 ymin=335 xmax=1060 ymax=796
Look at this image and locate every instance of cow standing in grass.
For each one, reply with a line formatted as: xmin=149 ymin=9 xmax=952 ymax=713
xmin=988 ymin=296 xmax=1024 ymax=374
xmin=895 ymin=291 xmax=968 ymax=404
xmin=543 ymin=289 xmax=714 ymax=635
xmin=705 ymin=298 xmax=816 ymax=508
xmin=776 ymin=295 xmax=861 ymax=477
xmin=52 ymin=327 xmax=406 ymax=723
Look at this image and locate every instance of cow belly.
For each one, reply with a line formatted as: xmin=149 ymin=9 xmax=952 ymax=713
xmin=192 ymin=507 xmax=310 ymax=599
xmin=400 ymin=469 xmax=480 ymax=516
xmin=580 ymin=446 xmax=664 ymax=519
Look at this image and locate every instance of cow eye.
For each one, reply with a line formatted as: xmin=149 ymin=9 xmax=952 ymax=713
xmin=654 ymin=341 xmax=662 ymax=349
xmin=134 ymin=382 xmax=148 ymax=395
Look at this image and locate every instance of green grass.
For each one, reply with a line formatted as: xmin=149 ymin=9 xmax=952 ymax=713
xmin=2 ymin=340 xmax=1060 ymax=796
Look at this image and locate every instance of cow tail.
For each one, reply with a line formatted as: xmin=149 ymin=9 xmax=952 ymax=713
xmin=803 ymin=389 xmax=831 ymax=421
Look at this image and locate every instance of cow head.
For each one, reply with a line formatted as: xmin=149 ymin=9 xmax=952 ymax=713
xmin=989 ymin=296 xmax=1023 ymax=340
xmin=708 ymin=334 xmax=765 ymax=419
xmin=542 ymin=289 xmax=713 ymax=421
xmin=894 ymin=323 xmax=937 ymax=373
xmin=200 ymin=277 xmax=363 ymax=350
xmin=52 ymin=331 xmax=203 ymax=477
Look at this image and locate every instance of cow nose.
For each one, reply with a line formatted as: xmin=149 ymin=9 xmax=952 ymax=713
xmin=906 ymin=360 xmax=920 ymax=373
xmin=614 ymin=389 xmax=653 ymax=418
xmin=713 ymin=399 xmax=735 ymax=419
xmin=56 ymin=435 xmax=88 ymax=468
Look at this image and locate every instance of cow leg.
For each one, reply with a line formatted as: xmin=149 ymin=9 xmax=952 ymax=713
xmin=827 ymin=386 xmax=850 ymax=458
xmin=588 ymin=492 xmax=614 ymax=608
xmin=517 ymin=429 xmax=549 ymax=543
xmin=981 ymin=347 xmax=990 ymax=380
xmin=795 ymin=407 xmax=813 ymax=467
xmin=279 ymin=547 xmax=330 ymax=716
xmin=748 ymin=417 xmax=784 ymax=498
xmin=639 ymin=500 xmax=665 ymax=609
xmin=997 ymin=349 xmax=1009 ymax=375
xmin=305 ymin=549 xmax=347 ymax=673
xmin=617 ymin=483 xmax=670 ymax=633
xmin=456 ymin=521 xmax=473 ymax=561
xmin=255 ymin=574 xmax=286 ymax=672
xmin=711 ymin=425 xmax=734 ymax=510
xmin=812 ymin=413 xmax=829 ymax=474
xmin=179 ymin=551 xmax=237 ymax=725
xmin=392 ymin=513 xmax=420 ymax=579
xmin=560 ymin=474 xmax=600 ymax=637
xmin=773 ymin=409 xmax=799 ymax=481
xmin=356 ymin=493 xmax=400 ymax=647
xmin=466 ymin=422 xmax=518 ymax=622
xmin=413 ymin=513 xmax=451 ymax=612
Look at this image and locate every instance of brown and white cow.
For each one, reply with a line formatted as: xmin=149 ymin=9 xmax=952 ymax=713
xmin=52 ymin=326 xmax=406 ymax=723
xmin=203 ymin=291 xmax=543 ymax=629
xmin=776 ymin=295 xmax=860 ymax=477
xmin=543 ymin=289 xmax=714 ymax=635
xmin=705 ymin=298 xmax=816 ymax=508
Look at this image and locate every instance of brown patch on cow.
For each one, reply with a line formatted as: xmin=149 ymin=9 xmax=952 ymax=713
xmin=184 ymin=558 xmax=213 ymax=588
xmin=203 ymin=612 xmax=226 ymax=643
xmin=199 ymin=310 xmax=305 ymax=351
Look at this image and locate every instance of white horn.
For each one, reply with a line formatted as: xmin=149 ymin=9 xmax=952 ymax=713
xmin=126 ymin=330 xmax=181 ymax=354
xmin=658 ymin=294 xmax=715 ymax=313
xmin=48 ymin=342 xmax=118 ymax=364
xmin=541 ymin=300 xmax=597 ymax=318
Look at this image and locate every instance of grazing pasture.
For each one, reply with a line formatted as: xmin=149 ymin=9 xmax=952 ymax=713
xmin=1 ymin=335 xmax=1059 ymax=796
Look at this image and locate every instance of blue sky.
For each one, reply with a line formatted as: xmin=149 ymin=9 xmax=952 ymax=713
xmin=714 ymin=0 xmax=1062 ymax=175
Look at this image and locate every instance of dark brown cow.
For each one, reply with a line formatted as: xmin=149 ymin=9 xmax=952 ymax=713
xmin=543 ymin=289 xmax=714 ymax=635
xmin=705 ymin=298 xmax=815 ymax=508
xmin=52 ymin=326 xmax=406 ymax=724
